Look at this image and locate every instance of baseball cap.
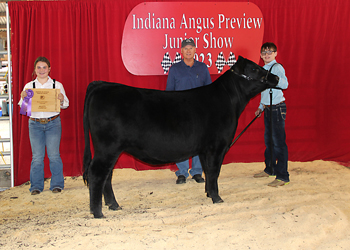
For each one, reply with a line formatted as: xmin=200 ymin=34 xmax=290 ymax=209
xmin=181 ymin=38 xmax=196 ymax=48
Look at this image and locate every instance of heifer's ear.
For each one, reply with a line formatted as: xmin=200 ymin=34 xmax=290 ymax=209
xmin=231 ymin=56 xmax=245 ymax=74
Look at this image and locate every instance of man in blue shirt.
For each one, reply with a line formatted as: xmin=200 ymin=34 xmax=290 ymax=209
xmin=166 ymin=38 xmax=212 ymax=184
xmin=254 ymin=42 xmax=289 ymax=187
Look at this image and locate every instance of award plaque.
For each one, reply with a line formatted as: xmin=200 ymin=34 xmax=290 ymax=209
xmin=30 ymin=89 xmax=61 ymax=112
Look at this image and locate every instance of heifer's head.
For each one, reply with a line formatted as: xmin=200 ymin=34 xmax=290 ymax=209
xmin=231 ymin=56 xmax=279 ymax=94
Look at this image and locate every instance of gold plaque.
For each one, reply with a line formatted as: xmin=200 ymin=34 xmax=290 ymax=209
xmin=30 ymin=89 xmax=61 ymax=112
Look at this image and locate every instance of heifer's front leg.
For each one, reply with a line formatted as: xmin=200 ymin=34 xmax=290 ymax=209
xmin=206 ymin=169 xmax=224 ymax=203
xmin=199 ymin=153 xmax=224 ymax=203
xmin=103 ymin=170 xmax=121 ymax=211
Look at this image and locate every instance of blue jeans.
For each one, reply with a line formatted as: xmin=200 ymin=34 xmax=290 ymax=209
xmin=29 ymin=117 xmax=64 ymax=192
xmin=263 ymin=102 xmax=289 ymax=182
xmin=175 ymin=155 xmax=203 ymax=178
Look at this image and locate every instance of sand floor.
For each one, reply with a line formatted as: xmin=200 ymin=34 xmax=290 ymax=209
xmin=1 ymin=160 xmax=350 ymax=250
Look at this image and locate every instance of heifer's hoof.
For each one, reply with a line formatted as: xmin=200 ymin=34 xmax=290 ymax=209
xmin=206 ymin=193 xmax=224 ymax=203
xmin=212 ymin=196 xmax=224 ymax=204
xmin=91 ymin=210 xmax=105 ymax=219
xmin=213 ymin=199 xmax=224 ymax=204
xmin=109 ymin=204 xmax=122 ymax=211
xmin=93 ymin=213 xmax=105 ymax=219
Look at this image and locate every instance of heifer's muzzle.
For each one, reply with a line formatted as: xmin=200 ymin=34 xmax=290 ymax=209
xmin=264 ymin=69 xmax=280 ymax=88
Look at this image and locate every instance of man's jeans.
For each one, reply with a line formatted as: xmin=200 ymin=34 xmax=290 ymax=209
xmin=175 ymin=155 xmax=203 ymax=178
xmin=263 ymin=102 xmax=289 ymax=182
xmin=29 ymin=117 xmax=64 ymax=192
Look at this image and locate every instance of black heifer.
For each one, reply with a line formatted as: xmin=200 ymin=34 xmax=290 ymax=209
xmin=83 ymin=56 xmax=279 ymax=218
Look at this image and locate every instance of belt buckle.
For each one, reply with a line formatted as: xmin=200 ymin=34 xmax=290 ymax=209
xmin=39 ymin=118 xmax=49 ymax=124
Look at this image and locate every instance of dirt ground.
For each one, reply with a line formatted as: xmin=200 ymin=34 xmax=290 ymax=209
xmin=1 ymin=160 xmax=350 ymax=250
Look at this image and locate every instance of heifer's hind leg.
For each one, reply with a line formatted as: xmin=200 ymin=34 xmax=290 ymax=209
xmin=89 ymin=156 xmax=118 ymax=218
xmin=103 ymin=170 xmax=121 ymax=211
xmin=199 ymin=151 xmax=225 ymax=204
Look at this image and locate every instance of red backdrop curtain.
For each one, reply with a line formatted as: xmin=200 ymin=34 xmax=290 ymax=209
xmin=9 ymin=0 xmax=350 ymax=186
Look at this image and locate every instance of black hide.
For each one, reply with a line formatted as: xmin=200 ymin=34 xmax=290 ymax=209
xmin=83 ymin=56 xmax=279 ymax=218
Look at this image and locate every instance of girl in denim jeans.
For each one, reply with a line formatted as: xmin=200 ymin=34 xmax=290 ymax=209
xmin=19 ymin=57 xmax=69 ymax=195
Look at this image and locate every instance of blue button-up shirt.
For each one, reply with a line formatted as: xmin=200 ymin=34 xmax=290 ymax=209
xmin=259 ymin=60 xmax=288 ymax=110
xmin=166 ymin=60 xmax=212 ymax=91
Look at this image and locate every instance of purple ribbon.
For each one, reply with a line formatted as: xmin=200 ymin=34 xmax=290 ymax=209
xmin=20 ymin=89 xmax=34 ymax=116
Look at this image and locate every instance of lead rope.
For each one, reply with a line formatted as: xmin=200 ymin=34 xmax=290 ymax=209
xmin=229 ymin=65 xmax=281 ymax=149
xmin=229 ymin=65 xmax=276 ymax=148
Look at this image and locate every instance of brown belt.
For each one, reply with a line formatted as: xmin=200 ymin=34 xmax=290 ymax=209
xmin=30 ymin=114 xmax=60 ymax=124
xmin=263 ymin=101 xmax=284 ymax=108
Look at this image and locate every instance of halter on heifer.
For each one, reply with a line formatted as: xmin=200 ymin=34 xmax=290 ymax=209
xmin=230 ymin=63 xmax=282 ymax=151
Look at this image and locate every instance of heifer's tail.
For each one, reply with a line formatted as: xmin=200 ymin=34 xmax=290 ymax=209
xmin=82 ymin=82 xmax=97 ymax=186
